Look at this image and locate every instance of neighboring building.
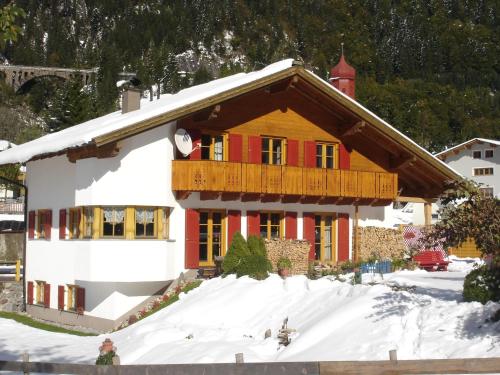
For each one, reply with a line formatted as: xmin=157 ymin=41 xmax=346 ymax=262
xmin=436 ymin=138 xmax=500 ymax=198
xmin=0 ymin=57 xmax=459 ymax=331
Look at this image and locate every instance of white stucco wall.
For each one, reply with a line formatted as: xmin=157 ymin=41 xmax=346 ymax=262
xmin=444 ymin=143 xmax=499 ymax=197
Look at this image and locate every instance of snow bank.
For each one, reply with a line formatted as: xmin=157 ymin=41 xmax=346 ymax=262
xmin=0 ymin=271 xmax=498 ymax=364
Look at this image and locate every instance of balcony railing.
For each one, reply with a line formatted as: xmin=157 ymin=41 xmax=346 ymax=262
xmin=172 ymin=160 xmax=398 ymax=202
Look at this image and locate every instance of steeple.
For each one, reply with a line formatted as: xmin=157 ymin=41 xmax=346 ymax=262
xmin=330 ymin=44 xmax=356 ymax=99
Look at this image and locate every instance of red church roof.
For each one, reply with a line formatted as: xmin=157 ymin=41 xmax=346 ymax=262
xmin=331 ymin=54 xmax=356 ymax=80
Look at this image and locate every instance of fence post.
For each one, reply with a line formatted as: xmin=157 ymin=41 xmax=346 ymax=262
xmin=235 ymin=353 xmax=244 ymax=363
xmin=16 ymin=259 xmax=21 ymax=282
xmin=22 ymin=351 xmax=29 ymax=375
xmin=389 ymin=349 xmax=397 ymax=362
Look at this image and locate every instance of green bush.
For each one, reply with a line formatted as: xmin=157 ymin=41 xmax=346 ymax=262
xmin=223 ymin=233 xmax=271 ymax=280
xmin=463 ymin=266 xmax=500 ymax=304
xmin=96 ymin=351 xmax=116 ymax=365
xmin=277 ymin=257 xmax=292 ymax=270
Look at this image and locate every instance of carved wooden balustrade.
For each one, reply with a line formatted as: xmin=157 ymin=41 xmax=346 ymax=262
xmin=172 ymin=160 xmax=398 ymax=204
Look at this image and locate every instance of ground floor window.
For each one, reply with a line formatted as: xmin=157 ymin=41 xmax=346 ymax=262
xmin=135 ymin=207 xmax=156 ymax=238
xmin=314 ymin=214 xmax=337 ymax=262
xmin=199 ymin=210 xmax=226 ymax=266
xmin=260 ymin=212 xmax=283 ymax=239
xmin=66 ymin=285 xmax=77 ymax=311
xmin=35 ymin=280 xmax=46 ymax=305
xmin=102 ymin=207 xmax=125 ymax=237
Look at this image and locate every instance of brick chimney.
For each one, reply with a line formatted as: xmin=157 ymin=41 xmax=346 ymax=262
xmin=122 ymin=87 xmax=141 ymax=114
xmin=330 ymin=51 xmax=356 ymax=99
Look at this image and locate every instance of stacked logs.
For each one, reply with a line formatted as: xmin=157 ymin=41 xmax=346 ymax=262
xmin=357 ymin=226 xmax=405 ymax=260
xmin=265 ymin=238 xmax=310 ymax=275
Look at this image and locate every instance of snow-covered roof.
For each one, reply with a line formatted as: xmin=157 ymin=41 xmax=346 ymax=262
xmin=435 ymin=138 xmax=500 ymax=159
xmin=0 ymin=59 xmax=461 ymax=181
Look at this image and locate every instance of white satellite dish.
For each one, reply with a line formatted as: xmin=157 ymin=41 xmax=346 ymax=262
xmin=175 ymin=128 xmax=197 ymax=157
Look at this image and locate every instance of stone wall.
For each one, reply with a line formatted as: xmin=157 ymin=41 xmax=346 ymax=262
xmin=0 ymin=233 xmax=23 ymax=261
xmin=0 ymin=282 xmax=23 ymax=312
xmin=357 ymin=226 xmax=405 ymax=260
xmin=265 ymin=238 xmax=310 ymax=275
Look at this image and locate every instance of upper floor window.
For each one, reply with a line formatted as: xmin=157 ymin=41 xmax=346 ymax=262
xmin=36 ymin=210 xmax=50 ymax=239
xmin=68 ymin=208 xmax=80 ymax=239
xmin=35 ymin=280 xmax=46 ymax=305
xmin=201 ymin=134 xmax=225 ymax=161
xmin=83 ymin=207 xmax=94 ymax=239
xmin=262 ymin=137 xmax=284 ymax=165
xmin=135 ymin=207 xmax=155 ymax=237
xmin=473 ymin=167 xmax=493 ymax=176
xmin=472 ymin=151 xmax=481 ymax=159
xmin=485 ymin=150 xmax=494 ymax=158
xmin=316 ymin=143 xmax=336 ymax=169
xmin=102 ymin=207 xmax=125 ymax=237
xmin=260 ymin=212 xmax=283 ymax=239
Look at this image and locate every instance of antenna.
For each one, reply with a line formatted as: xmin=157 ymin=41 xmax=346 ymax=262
xmin=174 ymin=128 xmax=200 ymax=157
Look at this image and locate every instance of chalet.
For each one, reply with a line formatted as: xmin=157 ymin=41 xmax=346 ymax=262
xmin=0 ymin=57 xmax=460 ymax=331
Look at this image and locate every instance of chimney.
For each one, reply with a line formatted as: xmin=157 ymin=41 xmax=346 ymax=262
xmin=121 ymin=87 xmax=141 ymax=114
xmin=330 ymin=49 xmax=356 ymax=99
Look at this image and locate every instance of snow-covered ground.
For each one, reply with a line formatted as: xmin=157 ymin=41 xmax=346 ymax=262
xmin=0 ymin=257 xmax=498 ymax=364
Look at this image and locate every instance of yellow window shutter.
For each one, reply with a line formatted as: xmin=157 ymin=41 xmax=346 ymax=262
xmin=93 ymin=207 xmax=101 ymax=239
xmin=125 ymin=207 xmax=135 ymax=239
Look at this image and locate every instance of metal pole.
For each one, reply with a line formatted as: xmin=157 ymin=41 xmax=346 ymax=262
xmin=0 ymin=175 xmax=28 ymax=311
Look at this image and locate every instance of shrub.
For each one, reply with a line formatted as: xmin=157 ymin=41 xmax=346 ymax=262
xmin=277 ymin=257 xmax=292 ymax=270
xmin=391 ymin=258 xmax=406 ymax=271
xmin=224 ymin=233 xmax=271 ymax=279
xmin=463 ymin=266 xmax=500 ymax=304
xmin=96 ymin=351 xmax=116 ymax=365
xmin=223 ymin=232 xmax=250 ymax=274
xmin=128 ymin=314 xmax=138 ymax=325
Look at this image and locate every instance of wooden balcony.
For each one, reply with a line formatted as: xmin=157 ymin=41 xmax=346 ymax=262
xmin=172 ymin=160 xmax=398 ymax=205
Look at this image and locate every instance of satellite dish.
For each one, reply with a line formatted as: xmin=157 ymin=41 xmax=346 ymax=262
xmin=175 ymin=128 xmax=197 ymax=157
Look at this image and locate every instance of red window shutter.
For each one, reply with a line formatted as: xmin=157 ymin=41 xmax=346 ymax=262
xmin=59 ymin=209 xmax=66 ymax=240
xmin=44 ymin=210 xmax=52 ymax=240
xmin=185 ymin=209 xmax=200 ymax=269
xmin=227 ymin=210 xmax=241 ymax=247
xmin=28 ymin=211 xmax=35 ymax=239
xmin=287 ymin=139 xmax=299 ymax=166
xmin=304 ymin=141 xmax=316 ymax=168
xmin=285 ymin=212 xmax=297 ymax=239
xmin=228 ymin=134 xmax=243 ymax=162
xmin=303 ymin=212 xmax=315 ymax=260
xmin=76 ymin=287 xmax=85 ymax=314
xmin=27 ymin=281 xmax=33 ymax=305
xmin=188 ymin=129 xmax=201 ymax=160
xmin=58 ymin=285 xmax=65 ymax=310
xmin=248 ymin=136 xmax=262 ymax=164
xmin=339 ymin=144 xmax=350 ymax=170
xmin=338 ymin=213 xmax=350 ymax=261
xmin=247 ymin=211 xmax=260 ymax=237
xmin=44 ymin=283 xmax=51 ymax=308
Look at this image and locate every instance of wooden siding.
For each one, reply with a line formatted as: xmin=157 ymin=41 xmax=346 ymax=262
xmin=172 ymin=160 xmax=398 ymax=200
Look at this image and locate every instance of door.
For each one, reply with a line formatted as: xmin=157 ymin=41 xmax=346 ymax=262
xmin=314 ymin=213 xmax=337 ymax=262
xmin=199 ymin=210 xmax=226 ymax=266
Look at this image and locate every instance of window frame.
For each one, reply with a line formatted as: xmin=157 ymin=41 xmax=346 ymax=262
xmin=473 ymin=167 xmax=494 ymax=176
xmin=315 ymin=142 xmax=338 ymax=169
xmin=101 ymin=206 xmax=126 ymax=238
xmin=82 ymin=207 xmax=94 ymax=239
xmin=259 ymin=211 xmax=284 ymax=240
xmin=200 ymin=132 xmax=228 ymax=161
xmin=472 ymin=150 xmax=482 ymax=159
xmin=198 ymin=209 xmax=226 ymax=266
xmin=135 ymin=207 xmax=157 ymax=238
xmin=68 ymin=208 xmax=81 ymax=239
xmin=35 ymin=280 xmax=46 ymax=305
xmin=66 ymin=284 xmax=77 ymax=312
xmin=479 ymin=187 xmax=494 ymax=198
xmin=485 ymin=149 xmax=494 ymax=159
xmin=261 ymin=137 xmax=286 ymax=165
xmin=314 ymin=213 xmax=338 ymax=263
xmin=36 ymin=210 xmax=48 ymax=239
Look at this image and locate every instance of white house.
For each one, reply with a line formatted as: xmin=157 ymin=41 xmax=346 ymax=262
xmin=0 ymin=58 xmax=459 ymax=331
xmin=436 ymin=138 xmax=500 ymax=198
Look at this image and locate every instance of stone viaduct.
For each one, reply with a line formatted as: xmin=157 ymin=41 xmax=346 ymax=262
xmin=0 ymin=65 xmax=135 ymax=92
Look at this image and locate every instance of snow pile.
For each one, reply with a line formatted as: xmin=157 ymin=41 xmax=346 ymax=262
xmin=447 ymin=255 xmax=484 ymax=273
xmin=0 ymin=269 xmax=498 ymax=364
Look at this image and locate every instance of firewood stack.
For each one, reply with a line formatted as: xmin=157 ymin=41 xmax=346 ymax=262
xmin=357 ymin=226 xmax=406 ymax=260
xmin=265 ymin=238 xmax=310 ymax=275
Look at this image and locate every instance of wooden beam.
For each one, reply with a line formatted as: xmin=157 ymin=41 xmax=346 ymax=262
xmin=281 ymin=195 xmax=301 ymax=203
xmin=341 ymin=121 xmax=365 ymax=138
xmin=67 ymin=142 xmax=120 ymax=163
xmin=200 ymin=192 xmax=220 ymax=200
xmin=293 ymin=87 xmax=346 ymax=121
xmin=192 ymin=104 xmax=221 ymax=122
xmin=318 ymin=197 xmax=339 ymax=205
xmin=395 ymin=196 xmax=435 ymax=204
xmin=371 ymin=199 xmax=393 ymax=206
xmin=390 ymin=155 xmax=417 ymax=170
xmin=300 ymin=196 xmax=321 ymax=204
xmin=424 ymin=202 xmax=432 ymax=226
xmin=261 ymin=194 xmax=281 ymax=203
xmin=221 ymin=193 xmax=241 ymax=201
xmin=176 ymin=191 xmax=191 ymax=200
xmin=241 ymin=193 xmax=260 ymax=202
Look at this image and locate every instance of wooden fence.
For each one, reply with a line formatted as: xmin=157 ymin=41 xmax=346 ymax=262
xmin=1 ymin=357 xmax=499 ymax=374
xmin=0 ymin=259 xmax=22 ymax=281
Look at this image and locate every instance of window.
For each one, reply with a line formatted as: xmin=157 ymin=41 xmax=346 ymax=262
xmin=262 ymin=137 xmax=284 ymax=165
xmin=68 ymin=208 xmax=81 ymax=239
xmin=201 ymin=133 xmax=226 ymax=161
xmin=472 ymin=151 xmax=481 ymax=159
xmin=314 ymin=214 xmax=337 ymax=262
xmin=473 ymin=167 xmax=494 ymax=176
xmin=66 ymin=285 xmax=77 ymax=311
xmin=102 ymin=207 xmax=125 ymax=237
xmin=485 ymin=150 xmax=494 ymax=158
xmin=35 ymin=281 xmax=46 ymax=305
xmin=36 ymin=210 xmax=51 ymax=239
xmin=135 ymin=207 xmax=155 ymax=237
xmin=480 ymin=187 xmax=494 ymax=198
xmin=199 ymin=210 xmax=225 ymax=265
xmin=82 ymin=207 xmax=94 ymax=238
xmin=316 ymin=143 xmax=336 ymax=169
xmin=260 ymin=212 xmax=283 ymax=239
